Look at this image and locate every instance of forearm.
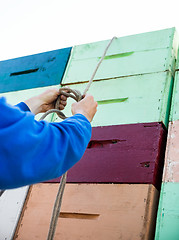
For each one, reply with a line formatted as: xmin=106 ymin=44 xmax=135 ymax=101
xmin=0 ymin=99 xmax=91 ymax=189
xmin=24 ymin=96 xmax=43 ymax=115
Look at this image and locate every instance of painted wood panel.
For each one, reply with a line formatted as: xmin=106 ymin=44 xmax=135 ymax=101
xmin=71 ymin=28 xmax=176 ymax=60
xmin=55 ymin=72 xmax=173 ymax=127
xmin=14 ymin=183 xmax=159 ymax=240
xmin=0 ymin=47 xmax=71 ymax=93
xmin=63 ymin=49 xmax=173 ymax=85
xmin=0 ymin=186 xmax=29 ymax=240
xmin=161 ymin=121 xmax=179 ymax=182
xmin=155 ymin=183 xmax=179 ymax=240
xmin=155 ymin=121 xmax=179 ymax=239
xmin=62 ymin=28 xmax=176 ymax=85
xmin=174 ymin=41 xmax=179 ymax=70
xmin=46 ymin=123 xmax=166 ymax=190
xmin=170 ymin=71 xmax=179 ymax=121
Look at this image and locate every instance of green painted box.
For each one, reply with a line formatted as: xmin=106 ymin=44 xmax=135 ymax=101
xmin=155 ymin=183 xmax=179 ymax=240
xmin=62 ymin=28 xmax=177 ymax=85
xmin=56 ymin=72 xmax=173 ymax=127
xmin=169 ymin=47 xmax=179 ymax=121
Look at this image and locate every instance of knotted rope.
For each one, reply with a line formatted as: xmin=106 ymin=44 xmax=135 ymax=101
xmin=44 ymin=36 xmax=116 ymax=240
xmin=0 ymin=36 xmax=117 ymax=239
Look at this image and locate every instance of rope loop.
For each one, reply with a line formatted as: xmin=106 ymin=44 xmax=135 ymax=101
xmin=39 ymin=87 xmax=82 ymax=121
xmin=39 ymin=36 xmax=116 ymax=240
xmin=55 ymin=87 xmax=82 ymax=119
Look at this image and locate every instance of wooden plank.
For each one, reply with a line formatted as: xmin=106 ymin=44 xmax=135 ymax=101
xmin=170 ymin=71 xmax=179 ymax=121
xmin=0 ymin=48 xmax=71 ymax=93
xmin=14 ymin=183 xmax=159 ymax=240
xmin=62 ymin=28 xmax=176 ymax=85
xmin=155 ymin=183 xmax=179 ymax=240
xmin=169 ymin=36 xmax=179 ymax=121
xmin=71 ymin=28 xmax=175 ymax=60
xmin=154 ymin=121 xmax=179 ymax=238
xmin=46 ymin=123 xmax=167 ymax=190
xmin=174 ymin=38 xmax=179 ymax=70
xmin=161 ymin=121 xmax=179 ymax=182
xmin=56 ymin=72 xmax=173 ymax=127
xmin=0 ymin=186 xmax=29 ymax=240
xmin=63 ymin=49 xmax=171 ymax=84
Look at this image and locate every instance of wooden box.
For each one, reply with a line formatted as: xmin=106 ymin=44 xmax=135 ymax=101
xmin=155 ymin=121 xmax=179 ymax=239
xmin=47 ymin=123 xmax=167 ymax=190
xmin=0 ymin=47 xmax=71 ymax=93
xmin=14 ymin=183 xmax=159 ymax=240
xmin=62 ymin=28 xmax=176 ymax=85
xmin=58 ymin=72 xmax=174 ymax=127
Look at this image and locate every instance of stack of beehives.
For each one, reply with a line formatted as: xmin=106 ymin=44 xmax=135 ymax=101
xmin=0 ymin=28 xmax=178 ymax=240
xmin=155 ymin=39 xmax=179 ymax=240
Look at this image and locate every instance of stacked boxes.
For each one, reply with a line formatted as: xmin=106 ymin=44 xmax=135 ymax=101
xmin=0 ymin=48 xmax=71 ymax=93
xmin=155 ymin=45 xmax=179 ymax=239
xmin=0 ymin=48 xmax=71 ymax=240
xmin=14 ymin=28 xmax=178 ymax=240
xmin=60 ymin=28 xmax=176 ymax=127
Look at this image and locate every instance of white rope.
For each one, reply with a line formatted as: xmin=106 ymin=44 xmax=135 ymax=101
xmin=0 ymin=36 xmax=117 ymax=239
xmin=46 ymin=36 xmax=117 ymax=240
xmin=83 ymin=36 xmax=117 ymax=95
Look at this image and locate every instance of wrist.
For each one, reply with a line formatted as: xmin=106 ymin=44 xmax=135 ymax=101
xmin=73 ymin=110 xmax=91 ymax=122
xmin=24 ymin=96 xmax=43 ymax=115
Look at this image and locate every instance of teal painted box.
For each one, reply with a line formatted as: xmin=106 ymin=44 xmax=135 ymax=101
xmin=0 ymin=48 xmax=71 ymax=93
xmin=169 ymin=46 xmax=179 ymax=121
xmin=155 ymin=183 xmax=179 ymax=240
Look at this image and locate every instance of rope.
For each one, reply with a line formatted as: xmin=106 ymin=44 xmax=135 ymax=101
xmin=46 ymin=172 xmax=67 ymax=240
xmin=45 ymin=36 xmax=116 ymax=240
xmin=39 ymin=88 xmax=82 ymax=121
xmin=83 ymin=36 xmax=117 ymax=95
xmin=40 ymin=90 xmax=84 ymax=240
xmin=0 ymin=36 xmax=116 ymax=237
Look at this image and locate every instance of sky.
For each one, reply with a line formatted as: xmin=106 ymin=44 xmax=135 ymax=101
xmin=0 ymin=0 xmax=179 ymax=61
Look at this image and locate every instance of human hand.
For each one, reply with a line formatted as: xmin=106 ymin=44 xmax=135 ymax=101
xmin=71 ymin=94 xmax=98 ymax=122
xmin=24 ymin=88 xmax=68 ymax=115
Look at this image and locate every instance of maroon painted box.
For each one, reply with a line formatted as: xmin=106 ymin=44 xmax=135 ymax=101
xmin=45 ymin=123 xmax=167 ymax=190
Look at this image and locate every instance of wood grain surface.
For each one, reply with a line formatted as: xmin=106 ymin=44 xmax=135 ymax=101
xmin=46 ymin=123 xmax=167 ymax=190
xmin=14 ymin=183 xmax=159 ymax=240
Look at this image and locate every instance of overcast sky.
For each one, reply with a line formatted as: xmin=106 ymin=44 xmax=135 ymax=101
xmin=0 ymin=0 xmax=178 ymax=61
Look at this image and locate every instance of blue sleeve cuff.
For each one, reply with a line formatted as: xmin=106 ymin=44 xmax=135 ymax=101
xmin=15 ymin=102 xmax=31 ymax=112
xmin=74 ymin=113 xmax=91 ymax=125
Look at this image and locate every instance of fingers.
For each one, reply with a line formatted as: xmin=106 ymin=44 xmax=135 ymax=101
xmin=58 ymin=94 xmax=68 ymax=110
xmin=57 ymin=87 xmax=69 ymax=110
xmin=58 ymin=104 xmax=65 ymax=110
xmin=60 ymin=94 xmax=67 ymax=101
xmin=71 ymin=93 xmax=97 ymax=122
xmin=60 ymin=100 xmax=67 ymax=106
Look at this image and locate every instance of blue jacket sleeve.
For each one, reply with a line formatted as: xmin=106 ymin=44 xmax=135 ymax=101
xmin=0 ymin=97 xmax=91 ymax=189
xmin=15 ymin=102 xmax=31 ymax=112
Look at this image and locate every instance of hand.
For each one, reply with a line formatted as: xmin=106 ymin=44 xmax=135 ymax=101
xmin=24 ymin=88 xmax=68 ymax=115
xmin=71 ymin=94 xmax=98 ymax=122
